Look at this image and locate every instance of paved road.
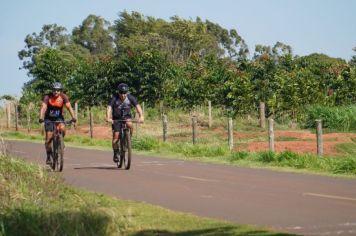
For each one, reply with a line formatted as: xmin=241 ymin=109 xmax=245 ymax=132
xmin=5 ymin=140 xmax=356 ymax=235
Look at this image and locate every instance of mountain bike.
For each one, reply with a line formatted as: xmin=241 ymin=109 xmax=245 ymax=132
xmin=113 ymin=119 xmax=136 ymax=170
xmin=45 ymin=120 xmax=72 ymax=172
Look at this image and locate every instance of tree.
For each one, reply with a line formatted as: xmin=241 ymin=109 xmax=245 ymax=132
xmin=350 ymin=47 xmax=356 ymax=66
xmin=72 ymin=15 xmax=114 ymax=55
xmin=21 ymin=48 xmax=77 ymax=101
xmin=70 ymin=55 xmax=115 ymax=108
xmin=18 ymin=24 xmax=69 ymax=73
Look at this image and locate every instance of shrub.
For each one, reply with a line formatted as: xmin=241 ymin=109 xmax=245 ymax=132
xmin=132 ymin=136 xmax=160 ymax=151
xmin=332 ymin=156 xmax=356 ymax=175
xmin=229 ymin=152 xmax=249 ymax=162
xmin=258 ymin=151 xmax=276 ymax=163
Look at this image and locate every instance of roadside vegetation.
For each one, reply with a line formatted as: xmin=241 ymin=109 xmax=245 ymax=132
xmin=1 ymin=128 xmax=355 ymax=177
xmin=0 ymin=142 xmax=291 ymax=236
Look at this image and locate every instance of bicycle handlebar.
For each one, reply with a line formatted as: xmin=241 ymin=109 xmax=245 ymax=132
xmin=44 ymin=120 xmax=73 ymax=125
xmin=112 ymin=119 xmax=142 ymax=123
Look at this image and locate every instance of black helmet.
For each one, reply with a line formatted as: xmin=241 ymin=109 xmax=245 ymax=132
xmin=52 ymin=82 xmax=63 ymax=90
xmin=117 ymin=83 xmax=129 ymax=94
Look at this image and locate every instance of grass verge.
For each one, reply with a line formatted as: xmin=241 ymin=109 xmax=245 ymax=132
xmin=1 ymin=131 xmax=356 ymax=178
xmin=0 ymin=154 xmax=290 ymax=236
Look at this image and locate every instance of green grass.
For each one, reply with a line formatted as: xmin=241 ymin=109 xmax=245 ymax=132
xmin=0 ymin=154 xmax=291 ymax=236
xmin=304 ymin=105 xmax=356 ymax=132
xmin=335 ymin=137 xmax=356 ymax=156
xmin=2 ymin=131 xmax=356 ymax=177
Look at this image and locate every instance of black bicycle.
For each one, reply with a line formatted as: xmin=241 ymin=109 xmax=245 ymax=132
xmin=113 ymin=119 xmax=135 ymax=170
xmin=45 ymin=120 xmax=72 ymax=172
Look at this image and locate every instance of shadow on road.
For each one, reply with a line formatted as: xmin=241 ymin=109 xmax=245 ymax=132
xmin=131 ymin=227 xmax=295 ymax=236
xmin=74 ymin=166 xmax=120 ymax=170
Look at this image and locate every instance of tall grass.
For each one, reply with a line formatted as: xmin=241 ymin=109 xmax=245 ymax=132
xmin=304 ymin=105 xmax=356 ymax=131
xmin=254 ymin=151 xmax=356 ymax=175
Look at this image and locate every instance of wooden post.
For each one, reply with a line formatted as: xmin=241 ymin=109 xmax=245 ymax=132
xmin=192 ymin=116 xmax=197 ymax=144
xmin=259 ymin=101 xmax=265 ymax=129
xmin=162 ymin=114 xmax=168 ymax=142
xmin=142 ymin=102 xmax=145 ymax=117
xmin=268 ymin=118 xmax=275 ymax=152
xmin=159 ymin=101 xmax=164 ymax=115
xmin=14 ymin=103 xmax=19 ymax=131
xmin=89 ymin=107 xmax=93 ymax=138
xmin=27 ymin=103 xmax=33 ymax=133
xmin=74 ymin=102 xmax=78 ymax=128
xmin=135 ymin=112 xmax=140 ymax=139
xmin=208 ymin=100 xmax=212 ymax=128
xmin=316 ymin=119 xmax=323 ymax=156
xmin=6 ymin=102 xmax=11 ymax=129
xmin=228 ymin=118 xmax=233 ymax=151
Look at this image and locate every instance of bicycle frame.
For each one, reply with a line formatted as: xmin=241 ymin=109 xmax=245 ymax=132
xmin=113 ymin=119 xmax=135 ymax=169
xmin=45 ymin=120 xmax=71 ymax=172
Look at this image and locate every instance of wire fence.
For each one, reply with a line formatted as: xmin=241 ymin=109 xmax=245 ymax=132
xmin=0 ymin=101 xmax=325 ymax=156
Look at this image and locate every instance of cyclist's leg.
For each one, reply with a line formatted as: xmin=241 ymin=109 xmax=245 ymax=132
xmin=58 ymin=123 xmax=66 ymax=137
xmin=126 ymin=120 xmax=133 ymax=137
xmin=44 ymin=121 xmax=54 ymax=164
xmin=112 ymin=122 xmax=121 ymax=162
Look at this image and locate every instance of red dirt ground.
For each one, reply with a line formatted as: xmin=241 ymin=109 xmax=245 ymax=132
xmin=242 ymin=131 xmax=356 ymax=156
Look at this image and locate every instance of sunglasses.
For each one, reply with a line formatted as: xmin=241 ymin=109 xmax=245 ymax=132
xmin=53 ymin=89 xmax=62 ymax=92
xmin=119 ymin=91 xmax=127 ymax=95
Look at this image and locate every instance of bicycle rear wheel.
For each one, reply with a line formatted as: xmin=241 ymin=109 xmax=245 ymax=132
xmin=120 ymin=130 xmax=131 ymax=170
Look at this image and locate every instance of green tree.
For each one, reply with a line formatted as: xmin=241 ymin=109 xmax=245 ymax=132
xmin=72 ymin=15 xmax=114 ymax=55
xmin=21 ymin=48 xmax=77 ymax=102
xmin=18 ymin=24 xmax=69 ymax=73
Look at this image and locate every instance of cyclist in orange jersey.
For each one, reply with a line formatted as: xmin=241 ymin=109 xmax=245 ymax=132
xmin=39 ymin=82 xmax=76 ymax=164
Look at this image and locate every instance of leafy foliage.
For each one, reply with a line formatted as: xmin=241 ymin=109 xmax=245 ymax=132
xmin=17 ymin=11 xmax=356 ymax=121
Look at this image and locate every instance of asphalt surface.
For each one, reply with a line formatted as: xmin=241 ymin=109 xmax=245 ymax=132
xmin=5 ymin=140 xmax=356 ymax=235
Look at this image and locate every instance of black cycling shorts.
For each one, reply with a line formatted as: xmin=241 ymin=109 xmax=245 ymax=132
xmin=112 ymin=116 xmax=132 ymax=133
xmin=112 ymin=122 xmax=123 ymax=133
xmin=44 ymin=118 xmax=64 ymax=132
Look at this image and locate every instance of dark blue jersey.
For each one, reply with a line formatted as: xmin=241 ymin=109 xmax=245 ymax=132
xmin=109 ymin=94 xmax=138 ymax=119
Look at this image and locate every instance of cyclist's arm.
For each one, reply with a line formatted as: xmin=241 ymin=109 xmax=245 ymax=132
xmin=135 ymin=104 xmax=144 ymax=123
xmin=106 ymin=105 xmax=113 ymax=123
xmin=39 ymin=102 xmax=47 ymax=120
xmin=65 ymin=102 xmax=76 ymax=120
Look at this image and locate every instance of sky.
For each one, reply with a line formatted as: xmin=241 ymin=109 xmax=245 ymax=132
xmin=1 ymin=0 xmax=355 ymax=98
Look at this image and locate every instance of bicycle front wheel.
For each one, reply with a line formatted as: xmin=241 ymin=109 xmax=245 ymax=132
xmin=51 ymin=137 xmax=58 ymax=171
xmin=58 ymin=134 xmax=64 ymax=172
xmin=120 ymin=130 xmax=131 ymax=170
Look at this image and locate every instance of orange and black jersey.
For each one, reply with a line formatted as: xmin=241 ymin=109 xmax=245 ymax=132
xmin=43 ymin=93 xmax=69 ymax=120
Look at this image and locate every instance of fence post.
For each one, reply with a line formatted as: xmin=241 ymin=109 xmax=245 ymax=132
xmin=259 ymin=101 xmax=266 ymax=128
xmin=27 ymin=102 xmax=33 ymax=133
xmin=14 ymin=103 xmax=19 ymax=131
xmin=135 ymin=112 xmax=140 ymax=139
xmin=208 ymin=101 xmax=212 ymax=129
xmin=159 ymin=101 xmax=164 ymax=115
xmin=142 ymin=102 xmax=145 ymax=117
xmin=6 ymin=102 xmax=11 ymax=129
xmin=89 ymin=107 xmax=93 ymax=138
xmin=268 ymin=118 xmax=275 ymax=152
xmin=316 ymin=119 xmax=323 ymax=156
xmin=192 ymin=116 xmax=197 ymax=144
xmin=74 ymin=102 xmax=78 ymax=129
xmin=228 ymin=118 xmax=233 ymax=151
xmin=162 ymin=114 xmax=168 ymax=142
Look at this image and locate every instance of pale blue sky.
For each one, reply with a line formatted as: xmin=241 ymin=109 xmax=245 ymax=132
xmin=1 ymin=0 xmax=355 ymax=97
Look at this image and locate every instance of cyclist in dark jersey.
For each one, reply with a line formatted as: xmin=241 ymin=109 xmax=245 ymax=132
xmin=39 ymin=82 xmax=76 ymax=164
xmin=106 ymin=83 xmax=144 ymax=162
